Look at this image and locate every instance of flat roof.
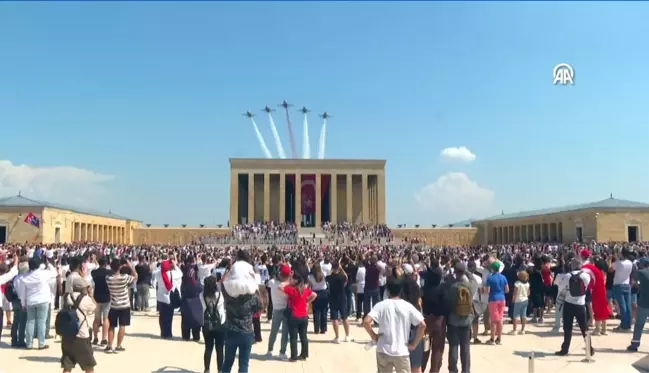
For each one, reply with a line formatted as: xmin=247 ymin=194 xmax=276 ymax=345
xmin=230 ymin=158 xmax=386 ymax=171
xmin=0 ymin=195 xmax=139 ymax=221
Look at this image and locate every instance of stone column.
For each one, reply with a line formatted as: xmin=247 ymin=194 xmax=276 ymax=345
xmin=362 ymin=174 xmax=369 ymax=223
xmin=279 ymin=173 xmax=286 ymax=223
xmin=263 ymin=173 xmax=270 ymax=221
xmin=295 ymin=173 xmax=302 ymax=226
xmin=378 ymin=172 xmax=386 ymax=224
xmin=247 ymin=173 xmax=255 ymax=224
xmin=346 ymin=174 xmax=353 ymax=222
xmin=330 ymin=174 xmax=337 ymax=224
xmin=315 ymin=173 xmax=322 ymax=227
xmin=230 ymin=171 xmax=238 ymax=226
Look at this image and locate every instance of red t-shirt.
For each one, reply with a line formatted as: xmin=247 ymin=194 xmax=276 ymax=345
xmin=283 ymin=286 xmax=313 ymax=318
xmin=541 ymin=267 xmax=552 ymax=287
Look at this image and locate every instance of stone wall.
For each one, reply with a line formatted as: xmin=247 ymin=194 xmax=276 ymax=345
xmin=596 ymin=211 xmax=649 ymax=242
xmin=133 ymin=227 xmax=230 ymax=245
xmin=392 ymin=227 xmax=478 ymax=246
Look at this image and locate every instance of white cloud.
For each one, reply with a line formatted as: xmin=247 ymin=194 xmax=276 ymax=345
xmin=440 ymin=146 xmax=476 ymax=162
xmin=414 ymin=172 xmax=496 ymax=223
xmin=0 ymin=160 xmax=114 ymax=206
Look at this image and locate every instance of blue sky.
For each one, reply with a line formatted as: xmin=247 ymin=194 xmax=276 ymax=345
xmin=1 ymin=2 xmax=648 ymax=226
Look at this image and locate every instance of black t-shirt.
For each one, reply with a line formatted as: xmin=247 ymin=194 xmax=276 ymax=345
xmin=343 ymin=263 xmax=358 ymax=286
xmin=135 ymin=263 xmax=152 ymax=285
xmin=91 ymin=267 xmax=113 ymax=304
xmin=326 ymin=272 xmax=347 ymax=301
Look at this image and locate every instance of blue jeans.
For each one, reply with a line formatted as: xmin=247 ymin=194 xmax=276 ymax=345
xmin=222 ymin=330 xmax=254 ymax=373
xmin=632 ymin=306 xmax=649 ymax=346
xmin=267 ymin=309 xmax=289 ymax=354
xmin=313 ymin=290 xmax=329 ymax=333
xmin=11 ymin=300 xmax=27 ymax=346
xmin=25 ymin=302 xmax=49 ymax=348
xmin=614 ymin=284 xmax=632 ymax=329
xmin=345 ymin=286 xmax=354 ymax=315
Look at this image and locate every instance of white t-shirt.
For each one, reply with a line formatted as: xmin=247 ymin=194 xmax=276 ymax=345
xmin=368 ymin=298 xmax=425 ymax=357
xmin=514 ymin=281 xmax=530 ymax=303
xmin=356 ymin=266 xmax=366 ymax=293
xmin=559 ymin=271 xmax=591 ymax=306
xmin=613 ymin=259 xmax=633 ymax=285
xmin=471 ymin=273 xmax=482 ymax=301
xmin=267 ymin=278 xmax=288 ymax=310
xmin=320 ymin=262 xmax=332 ymax=277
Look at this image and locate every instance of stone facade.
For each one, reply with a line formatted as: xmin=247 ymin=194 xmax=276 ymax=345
xmin=475 ymin=209 xmax=649 ymax=244
xmin=0 ymin=207 xmax=137 ymax=244
xmin=229 ymin=158 xmax=386 ymax=226
xmin=392 ymin=227 xmax=478 ymax=246
xmin=132 ymin=227 xmax=230 ymax=245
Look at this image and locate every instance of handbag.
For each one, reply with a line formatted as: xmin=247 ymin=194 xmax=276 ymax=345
xmin=169 ymin=271 xmax=182 ymax=309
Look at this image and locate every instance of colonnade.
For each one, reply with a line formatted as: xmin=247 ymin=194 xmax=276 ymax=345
xmin=491 ymin=221 xmax=564 ymax=244
xmin=72 ymin=222 xmax=125 ymax=244
xmin=230 ymin=171 xmax=386 ymax=226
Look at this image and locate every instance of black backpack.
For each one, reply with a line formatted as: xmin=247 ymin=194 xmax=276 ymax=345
xmin=55 ymin=294 xmax=87 ymax=338
xmin=203 ymin=293 xmax=223 ymax=333
xmin=4 ymin=280 xmax=17 ymax=303
xmin=568 ymin=271 xmax=586 ymax=297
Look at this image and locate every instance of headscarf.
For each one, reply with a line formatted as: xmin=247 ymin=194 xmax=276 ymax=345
xmin=161 ymin=260 xmax=173 ymax=292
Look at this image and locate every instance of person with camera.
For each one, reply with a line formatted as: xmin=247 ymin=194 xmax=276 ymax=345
xmin=104 ymin=257 xmax=137 ymax=353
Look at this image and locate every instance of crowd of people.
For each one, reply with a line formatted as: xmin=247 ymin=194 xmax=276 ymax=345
xmin=200 ymin=222 xmax=299 ymax=245
xmin=1 ymin=226 xmax=649 ymax=373
xmin=322 ymin=222 xmax=393 ymax=242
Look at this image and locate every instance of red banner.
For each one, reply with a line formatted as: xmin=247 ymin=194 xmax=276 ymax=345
xmin=287 ymin=175 xmax=330 ymax=216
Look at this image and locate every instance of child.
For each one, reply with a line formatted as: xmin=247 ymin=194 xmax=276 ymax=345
xmin=510 ymin=271 xmax=530 ymax=335
xmin=222 ymin=258 xmax=258 ymax=297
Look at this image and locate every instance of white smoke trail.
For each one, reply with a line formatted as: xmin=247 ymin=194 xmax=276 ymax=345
xmin=249 ymin=118 xmax=272 ymax=158
xmin=318 ymin=118 xmax=327 ymax=159
xmin=302 ymin=113 xmax=310 ymax=159
xmin=267 ymin=113 xmax=286 ymax=159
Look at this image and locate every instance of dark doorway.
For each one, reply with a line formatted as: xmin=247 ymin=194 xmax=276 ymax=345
xmin=628 ymin=226 xmax=638 ymax=242
xmin=0 ymin=226 xmax=6 ymax=244
xmin=576 ymin=227 xmax=583 ymax=243
xmin=321 ymin=180 xmax=330 ymax=225
xmin=285 ymin=175 xmax=296 ymax=224
xmin=237 ymin=173 xmax=249 ymax=224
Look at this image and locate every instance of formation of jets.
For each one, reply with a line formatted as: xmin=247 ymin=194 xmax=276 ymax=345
xmin=243 ymin=102 xmax=331 ymax=120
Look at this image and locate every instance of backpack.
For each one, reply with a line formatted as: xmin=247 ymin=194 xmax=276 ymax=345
xmin=203 ymin=293 xmax=223 ymax=333
xmin=568 ymin=271 xmax=586 ymax=297
xmin=55 ymin=294 xmax=86 ymax=338
xmin=4 ymin=280 xmax=17 ymax=303
xmin=455 ymin=285 xmax=473 ymax=317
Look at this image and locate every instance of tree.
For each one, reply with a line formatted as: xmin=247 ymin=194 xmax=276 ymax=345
xmin=397 ymin=224 xmax=403 ymax=228
xmin=181 ymin=224 xmax=187 ymax=228
xmin=415 ymin=224 xmax=420 ymax=228
xmin=200 ymin=224 xmax=205 ymax=228
xmin=164 ymin=224 xmax=169 ymax=228
xmin=448 ymin=224 xmax=454 ymax=227
xmin=217 ymin=224 xmax=223 ymax=228
xmin=432 ymin=224 xmax=437 ymax=228
xmin=146 ymin=224 xmax=151 ymax=227
xmin=465 ymin=224 xmax=470 ymax=227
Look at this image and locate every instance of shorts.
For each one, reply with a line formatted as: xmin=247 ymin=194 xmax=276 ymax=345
xmin=472 ymin=300 xmax=487 ymax=324
xmin=488 ymin=300 xmax=506 ymax=322
xmin=61 ymin=336 xmax=96 ymax=371
xmin=95 ymin=302 xmax=110 ymax=321
xmin=329 ymin=299 xmax=348 ymax=320
xmin=512 ymin=300 xmax=528 ymax=319
xmin=408 ymin=327 xmax=424 ymax=369
xmin=108 ymin=308 xmax=131 ymax=328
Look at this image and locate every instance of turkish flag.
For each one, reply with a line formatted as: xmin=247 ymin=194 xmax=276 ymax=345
xmin=287 ymin=175 xmax=330 ymax=216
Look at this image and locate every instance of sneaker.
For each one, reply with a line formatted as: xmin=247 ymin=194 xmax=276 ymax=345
xmin=92 ymin=338 xmax=99 ymax=345
xmin=472 ymin=338 xmax=482 ymax=344
xmin=591 ymin=330 xmax=601 ymax=336
xmin=486 ymin=339 xmax=495 ymax=345
xmin=495 ymin=338 xmax=502 ymax=345
xmin=507 ymin=330 xmax=517 ymax=335
xmin=627 ymin=343 xmax=639 ymax=352
xmin=279 ymin=353 xmax=288 ymax=361
xmin=104 ymin=346 xmax=115 ymax=354
xmin=265 ymin=351 xmax=273 ymax=357
xmin=100 ymin=340 xmax=108 ymax=345
xmin=555 ymin=350 xmax=568 ymax=356
xmin=115 ymin=346 xmax=126 ymax=352
xmin=518 ymin=330 xmax=526 ymax=335
xmin=344 ymin=335 xmax=353 ymax=342
xmin=531 ymin=317 xmax=538 ymax=323
xmin=333 ymin=338 xmax=340 ymax=344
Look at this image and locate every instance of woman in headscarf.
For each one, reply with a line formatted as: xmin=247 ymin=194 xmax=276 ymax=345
xmin=181 ymin=256 xmax=204 ymax=342
xmin=154 ymin=257 xmax=182 ymax=339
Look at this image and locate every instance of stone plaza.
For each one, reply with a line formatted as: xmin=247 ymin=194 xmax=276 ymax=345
xmin=3 ymin=310 xmax=647 ymax=373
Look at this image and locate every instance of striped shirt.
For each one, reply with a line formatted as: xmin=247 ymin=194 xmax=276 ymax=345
xmin=106 ymin=274 xmax=134 ymax=309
